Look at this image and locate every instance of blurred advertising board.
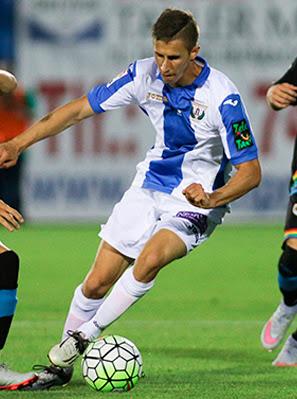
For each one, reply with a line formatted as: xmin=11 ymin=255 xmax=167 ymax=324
xmin=16 ymin=0 xmax=297 ymax=221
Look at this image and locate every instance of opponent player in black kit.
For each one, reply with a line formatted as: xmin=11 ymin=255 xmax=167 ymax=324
xmin=261 ymin=57 xmax=297 ymax=366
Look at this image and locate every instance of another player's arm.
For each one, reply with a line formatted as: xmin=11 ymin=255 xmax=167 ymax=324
xmin=266 ymin=58 xmax=297 ymax=111
xmin=0 ymin=70 xmax=17 ymax=94
xmin=0 ymin=95 xmax=95 ymax=168
xmin=266 ymin=83 xmax=297 ymax=111
xmin=183 ymin=158 xmax=261 ymax=209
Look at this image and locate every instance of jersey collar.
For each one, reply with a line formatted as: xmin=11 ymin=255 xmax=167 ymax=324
xmin=192 ymin=56 xmax=210 ymax=88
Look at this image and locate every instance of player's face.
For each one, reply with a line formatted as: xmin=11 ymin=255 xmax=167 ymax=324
xmin=153 ymin=38 xmax=199 ymax=87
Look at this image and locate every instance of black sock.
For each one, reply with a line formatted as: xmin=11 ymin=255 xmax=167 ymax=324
xmin=278 ymin=245 xmax=297 ymax=306
xmin=0 ymin=251 xmax=19 ymax=349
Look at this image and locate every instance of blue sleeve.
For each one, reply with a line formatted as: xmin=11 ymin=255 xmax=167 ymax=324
xmin=87 ymin=62 xmax=137 ymax=114
xmin=219 ymin=93 xmax=258 ymax=165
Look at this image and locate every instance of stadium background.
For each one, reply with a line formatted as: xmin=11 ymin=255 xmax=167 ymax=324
xmin=2 ymin=0 xmax=297 ymax=222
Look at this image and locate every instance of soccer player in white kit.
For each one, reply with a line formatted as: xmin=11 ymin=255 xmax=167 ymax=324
xmin=0 ymin=9 xmax=261 ymax=389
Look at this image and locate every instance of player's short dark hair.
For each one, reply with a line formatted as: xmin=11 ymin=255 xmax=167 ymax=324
xmin=152 ymin=8 xmax=199 ymax=52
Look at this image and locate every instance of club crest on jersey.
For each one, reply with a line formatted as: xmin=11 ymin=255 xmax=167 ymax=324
xmin=232 ymin=119 xmax=254 ymax=151
xmin=190 ymin=101 xmax=206 ymax=121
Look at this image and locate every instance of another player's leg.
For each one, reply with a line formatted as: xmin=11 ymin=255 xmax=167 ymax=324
xmin=0 ymin=244 xmax=37 ymax=390
xmin=261 ymin=196 xmax=297 ymax=351
xmin=270 ymin=235 xmax=297 ymax=366
xmin=48 ymin=228 xmax=186 ymax=368
xmin=261 ymin=242 xmax=297 ymax=350
xmin=0 ymin=245 xmax=19 ymax=350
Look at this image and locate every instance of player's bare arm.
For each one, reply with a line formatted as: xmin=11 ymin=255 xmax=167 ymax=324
xmin=0 ymin=199 xmax=24 ymax=232
xmin=266 ymin=83 xmax=297 ymax=110
xmin=183 ymin=159 xmax=261 ymax=208
xmin=0 ymin=70 xmax=17 ymax=94
xmin=0 ymin=95 xmax=94 ymax=168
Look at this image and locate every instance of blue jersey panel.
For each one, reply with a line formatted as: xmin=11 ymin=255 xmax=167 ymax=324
xmin=212 ymin=152 xmax=229 ymax=190
xmin=219 ymin=94 xmax=258 ymax=165
xmin=87 ymin=63 xmax=135 ymax=113
xmin=142 ymin=85 xmax=197 ymax=193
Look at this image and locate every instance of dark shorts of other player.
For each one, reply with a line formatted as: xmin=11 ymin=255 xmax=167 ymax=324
xmin=283 ymin=194 xmax=297 ymax=247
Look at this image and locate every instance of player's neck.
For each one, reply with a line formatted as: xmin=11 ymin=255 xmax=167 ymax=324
xmin=174 ymin=61 xmax=202 ymax=87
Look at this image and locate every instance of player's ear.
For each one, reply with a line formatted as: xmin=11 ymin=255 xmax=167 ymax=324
xmin=190 ymin=45 xmax=200 ymax=61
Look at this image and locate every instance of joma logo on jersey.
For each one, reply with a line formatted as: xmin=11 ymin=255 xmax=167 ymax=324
xmin=232 ymin=119 xmax=254 ymax=151
xmin=190 ymin=102 xmax=206 ymax=121
xmin=146 ymin=92 xmax=168 ymax=103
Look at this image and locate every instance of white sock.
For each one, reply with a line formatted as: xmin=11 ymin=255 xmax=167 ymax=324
xmin=62 ymin=284 xmax=104 ymax=339
xmin=80 ymin=267 xmax=155 ymax=340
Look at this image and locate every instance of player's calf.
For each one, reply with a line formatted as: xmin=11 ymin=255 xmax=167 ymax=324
xmin=0 ymin=250 xmax=19 ymax=349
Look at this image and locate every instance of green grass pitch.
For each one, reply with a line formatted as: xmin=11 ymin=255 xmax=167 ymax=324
xmin=1 ymin=223 xmax=297 ymax=399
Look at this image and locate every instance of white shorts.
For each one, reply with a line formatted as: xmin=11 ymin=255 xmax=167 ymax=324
xmin=99 ymin=187 xmax=218 ymax=259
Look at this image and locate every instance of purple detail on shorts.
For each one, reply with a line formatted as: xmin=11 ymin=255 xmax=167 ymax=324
xmin=176 ymin=211 xmax=208 ymax=235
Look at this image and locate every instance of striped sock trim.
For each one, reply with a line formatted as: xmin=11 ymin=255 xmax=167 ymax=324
xmin=284 ymin=229 xmax=297 ymax=240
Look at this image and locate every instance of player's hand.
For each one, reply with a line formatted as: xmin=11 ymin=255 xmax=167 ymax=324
xmin=183 ymin=183 xmax=213 ymax=208
xmin=0 ymin=141 xmax=19 ymax=168
xmin=0 ymin=200 xmax=24 ymax=232
xmin=267 ymin=83 xmax=297 ymax=110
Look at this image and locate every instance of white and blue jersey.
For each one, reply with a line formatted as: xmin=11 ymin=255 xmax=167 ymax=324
xmin=88 ymin=56 xmax=258 ymax=222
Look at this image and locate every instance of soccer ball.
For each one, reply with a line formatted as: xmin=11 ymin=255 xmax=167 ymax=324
xmin=81 ymin=335 xmax=143 ymax=392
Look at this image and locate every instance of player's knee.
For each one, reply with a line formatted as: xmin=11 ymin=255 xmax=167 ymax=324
xmin=0 ymin=250 xmax=19 ymax=289
xmin=286 ymin=238 xmax=297 ymax=251
xmin=138 ymin=251 xmax=162 ymax=270
xmin=135 ymin=251 xmax=164 ymax=281
xmin=82 ymin=279 xmax=110 ymax=299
